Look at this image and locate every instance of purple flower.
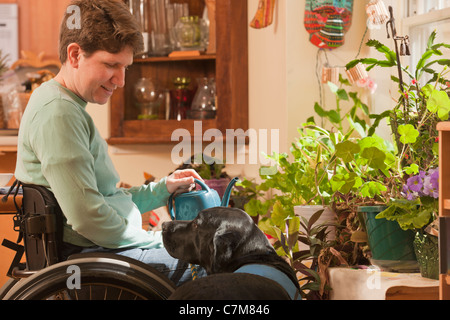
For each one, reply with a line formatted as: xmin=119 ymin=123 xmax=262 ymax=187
xmin=407 ymin=175 xmax=423 ymax=193
xmin=402 ymin=184 xmax=417 ymax=200
xmin=402 ymin=168 xmax=439 ymax=200
xmin=423 ymin=176 xmax=434 ymax=197
xmin=419 ymin=170 xmax=426 ymax=179
xmin=429 ymin=169 xmax=439 ymax=189
xmin=423 ymin=168 xmax=439 ymax=198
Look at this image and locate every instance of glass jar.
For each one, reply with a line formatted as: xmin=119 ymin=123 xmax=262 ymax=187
xmin=188 ymin=77 xmax=216 ymax=119
xmin=169 ymin=77 xmax=193 ymax=121
xmin=127 ymin=0 xmax=150 ymax=57
xmin=134 ymin=78 xmax=163 ymax=120
xmin=174 ymin=16 xmax=209 ymax=50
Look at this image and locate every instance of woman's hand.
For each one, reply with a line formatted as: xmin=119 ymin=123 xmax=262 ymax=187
xmin=166 ymin=169 xmax=203 ymax=194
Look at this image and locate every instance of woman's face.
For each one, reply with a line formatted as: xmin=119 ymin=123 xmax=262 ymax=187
xmin=72 ymin=46 xmax=133 ymax=105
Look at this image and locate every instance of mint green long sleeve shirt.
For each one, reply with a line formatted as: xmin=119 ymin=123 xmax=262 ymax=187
xmin=15 ymin=79 xmax=169 ymax=249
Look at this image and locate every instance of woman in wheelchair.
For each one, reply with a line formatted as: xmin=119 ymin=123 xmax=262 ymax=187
xmin=7 ymin=0 xmax=206 ymax=298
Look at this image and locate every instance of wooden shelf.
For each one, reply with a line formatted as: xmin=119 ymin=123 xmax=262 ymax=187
xmin=0 ymin=146 xmax=17 ymax=153
xmin=107 ymin=119 xmax=218 ymax=144
xmin=134 ymin=54 xmax=216 ymax=63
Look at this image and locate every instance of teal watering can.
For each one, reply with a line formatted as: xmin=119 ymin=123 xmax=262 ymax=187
xmin=168 ymin=177 xmax=239 ymax=220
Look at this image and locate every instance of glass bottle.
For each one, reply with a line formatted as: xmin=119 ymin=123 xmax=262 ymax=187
xmin=127 ymin=0 xmax=150 ymax=57
xmin=188 ymin=77 xmax=216 ymax=119
xmin=134 ymin=78 xmax=163 ymax=120
xmin=169 ymin=77 xmax=193 ymax=121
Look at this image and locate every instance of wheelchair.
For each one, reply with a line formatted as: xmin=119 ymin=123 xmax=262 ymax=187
xmin=0 ymin=181 xmax=176 ymax=300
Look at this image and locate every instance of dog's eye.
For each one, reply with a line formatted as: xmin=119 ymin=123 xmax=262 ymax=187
xmin=192 ymin=221 xmax=198 ymax=229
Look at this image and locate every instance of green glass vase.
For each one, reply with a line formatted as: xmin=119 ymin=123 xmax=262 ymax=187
xmin=413 ymin=230 xmax=439 ymax=280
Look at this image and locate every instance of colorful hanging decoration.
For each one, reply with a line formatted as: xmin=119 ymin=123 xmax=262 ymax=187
xmin=321 ymin=65 xmax=340 ymax=85
xmin=345 ymin=62 xmax=377 ymax=94
xmin=250 ymin=0 xmax=276 ymax=29
xmin=366 ymin=0 xmax=389 ymax=29
xmin=304 ymin=0 xmax=354 ymax=50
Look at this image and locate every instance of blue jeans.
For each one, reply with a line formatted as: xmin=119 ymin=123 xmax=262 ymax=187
xmin=79 ymin=246 xmax=206 ymax=287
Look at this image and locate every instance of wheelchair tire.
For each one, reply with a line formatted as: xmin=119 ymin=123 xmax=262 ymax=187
xmin=0 ymin=278 xmax=19 ymax=300
xmin=3 ymin=254 xmax=176 ymax=300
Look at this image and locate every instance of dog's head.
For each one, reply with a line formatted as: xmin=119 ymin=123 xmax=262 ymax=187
xmin=162 ymin=207 xmax=275 ymax=274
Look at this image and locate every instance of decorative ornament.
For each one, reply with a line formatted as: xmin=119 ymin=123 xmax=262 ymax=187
xmin=386 ymin=5 xmax=410 ymax=93
xmin=346 ymin=62 xmax=377 ymax=94
xmin=321 ymin=65 xmax=340 ymax=85
xmin=304 ymin=0 xmax=354 ymax=50
xmin=250 ymin=0 xmax=276 ymax=29
xmin=366 ymin=0 xmax=389 ymax=29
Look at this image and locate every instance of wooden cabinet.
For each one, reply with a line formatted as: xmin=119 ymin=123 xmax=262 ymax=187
xmin=108 ymin=0 xmax=249 ymax=145
xmin=437 ymin=122 xmax=450 ymax=300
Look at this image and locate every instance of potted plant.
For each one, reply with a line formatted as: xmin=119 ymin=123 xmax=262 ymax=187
xmin=376 ymin=168 xmax=439 ymax=279
xmin=346 ymin=30 xmax=450 ymax=277
xmin=309 ymin=96 xmax=420 ymax=272
xmin=173 ymin=153 xmax=231 ymax=198
xmin=242 ymin=80 xmax=376 ymax=299
xmin=230 ymin=178 xmax=262 ymax=211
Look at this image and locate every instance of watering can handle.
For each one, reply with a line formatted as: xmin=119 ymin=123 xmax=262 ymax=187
xmin=194 ymin=178 xmax=211 ymax=191
xmin=168 ymin=179 xmax=209 ymax=220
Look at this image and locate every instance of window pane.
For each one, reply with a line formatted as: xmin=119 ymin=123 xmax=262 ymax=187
xmin=406 ymin=0 xmax=450 ymax=17
xmin=408 ymin=19 xmax=450 ymax=78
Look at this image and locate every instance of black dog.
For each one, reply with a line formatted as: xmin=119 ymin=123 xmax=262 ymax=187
xmin=162 ymin=207 xmax=301 ymax=300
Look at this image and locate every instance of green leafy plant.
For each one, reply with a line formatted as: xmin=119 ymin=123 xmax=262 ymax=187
xmin=312 ymin=75 xmax=370 ymax=134
xmin=242 ymin=81 xmax=379 ymax=299
xmin=377 ymin=168 xmax=438 ymax=231
xmin=347 ymin=31 xmax=450 ymax=173
xmin=347 ymin=31 xmax=450 ymax=231
xmin=230 ymin=179 xmax=263 ymax=210
xmin=257 ymin=206 xmax=339 ymax=299
xmin=308 ymin=123 xmax=400 ymax=206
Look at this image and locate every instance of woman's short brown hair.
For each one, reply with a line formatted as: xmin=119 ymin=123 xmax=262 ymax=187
xmin=59 ymin=0 xmax=143 ymax=63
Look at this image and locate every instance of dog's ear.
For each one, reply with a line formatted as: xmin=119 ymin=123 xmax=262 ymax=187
xmin=210 ymin=228 xmax=241 ymax=274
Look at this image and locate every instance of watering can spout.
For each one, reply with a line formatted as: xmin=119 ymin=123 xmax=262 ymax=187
xmin=221 ymin=177 xmax=239 ymax=207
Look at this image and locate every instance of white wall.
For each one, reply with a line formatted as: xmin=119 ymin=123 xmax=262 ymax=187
xmin=87 ymin=0 xmax=381 ymax=186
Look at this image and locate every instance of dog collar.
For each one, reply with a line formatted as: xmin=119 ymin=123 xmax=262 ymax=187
xmin=234 ymin=264 xmax=301 ymax=300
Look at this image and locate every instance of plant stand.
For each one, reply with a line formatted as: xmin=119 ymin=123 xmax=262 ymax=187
xmin=328 ymin=267 xmax=439 ymax=300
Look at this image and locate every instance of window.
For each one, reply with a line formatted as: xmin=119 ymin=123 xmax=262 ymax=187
xmin=405 ymin=0 xmax=450 ymax=17
xmin=368 ymin=1 xmax=450 ymax=140
xmin=402 ymin=0 xmax=450 ymax=75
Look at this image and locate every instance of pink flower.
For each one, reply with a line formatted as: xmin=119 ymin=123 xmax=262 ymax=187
xmin=357 ymin=78 xmax=369 ymax=88
xmin=367 ymin=78 xmax=377 ymax=94
xmin=356 ymin=77 xmax=377 ymax=94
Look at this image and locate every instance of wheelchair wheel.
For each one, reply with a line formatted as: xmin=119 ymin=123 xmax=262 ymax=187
xmin=3 ymin=254 xmax=176 ymax=300
xmin=0 ymin=278 xmax=19 ymax=300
